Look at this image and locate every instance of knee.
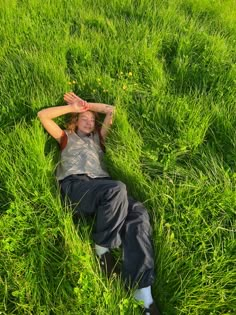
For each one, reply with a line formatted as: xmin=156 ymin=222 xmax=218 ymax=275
xmin=129 ymin=198 xmax=149 ymax=218
xmin=103 ymin=181 xmax=128 ymax=210
xmin=130 ymin=201 xmax=152 ymax=229
xmin=115 ymin=180 xmax=127 ymax=193
xmin=109 ymin=180 xmax=127 ymax=196
xmin=139 ymin=208 xmax=151 ymax=226
xmin=138 ymin=211 xmax=152 ymax=235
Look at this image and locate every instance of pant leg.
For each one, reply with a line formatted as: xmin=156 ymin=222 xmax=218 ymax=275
xmin=60 ymin=175 xmax=129 ymax=248
xmin=121 ymin=196 xmax=155 ymax=289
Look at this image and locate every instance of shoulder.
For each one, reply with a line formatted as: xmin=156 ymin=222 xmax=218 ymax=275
xmin=93 ymin=131 xmax=100 ymax=143
xmin=93 ymin=130 xmax=105 ymax=152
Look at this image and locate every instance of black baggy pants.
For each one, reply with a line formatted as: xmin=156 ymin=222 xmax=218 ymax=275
xmin=59 ymin=174 xmax=155 ymax=289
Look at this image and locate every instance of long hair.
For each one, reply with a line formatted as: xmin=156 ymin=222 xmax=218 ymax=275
xmin=66 ymin=112 xmax=105 ymax=151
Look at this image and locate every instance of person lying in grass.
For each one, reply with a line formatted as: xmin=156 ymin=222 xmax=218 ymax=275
xmin=38 ymin=92 xmax=160 ymax=315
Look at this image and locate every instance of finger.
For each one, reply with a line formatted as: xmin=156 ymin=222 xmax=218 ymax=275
xmin=70 ymin=94 xmax=79 ymax=102
xmin=65 ymin=95 xmax=75 ymax=102
xmin=71 ymin=92 xmax=79 ymax=98
xmin=71 ymin=92 xmax=82 ymax=101
xmin=64 ymin=92 xmax=75 ymax=100
xmin=65 ymin=92 xmax=74 ymax=98
xmin=68 ymin=92 xmax=77 ymax=99
xmin=64 ymin=92 xmax=73 ymax=97
xmin=82 ymin=104 xmax=89 ymax=111
xmin=64 ymin=93 xmax=73 ymax=100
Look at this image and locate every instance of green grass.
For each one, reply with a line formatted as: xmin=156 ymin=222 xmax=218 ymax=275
xmin=0 ymin=0 xmax=235 ymax=314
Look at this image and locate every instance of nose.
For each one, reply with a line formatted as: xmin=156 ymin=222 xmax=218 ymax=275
xmin=86 ymin=120 xmax=92 ymax=125
xmin=85 ymin=119 xmax=94 ymax=128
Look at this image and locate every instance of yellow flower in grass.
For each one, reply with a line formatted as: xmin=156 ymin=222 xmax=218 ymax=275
xmin=68 ymin=82 xmax=72 ymax=85
xmin=128 ymin=72 xmax=132 ymax=76
xmin=72 ymin=80 xmax=76 ymax=84
xmin=123 ymin=85 xmax=127 ymax=90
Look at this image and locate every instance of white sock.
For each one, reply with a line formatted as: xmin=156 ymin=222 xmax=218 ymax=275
xmin=134 ymin=286 xmax=153 ymax=309
xmin=95 ymin=244 xmax=109 ymax=258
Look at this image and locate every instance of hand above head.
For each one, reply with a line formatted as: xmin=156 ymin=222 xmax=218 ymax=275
xmin=64 ymin=92 xmax=90 ymax=113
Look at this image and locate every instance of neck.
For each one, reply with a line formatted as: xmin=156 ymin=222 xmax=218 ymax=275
xmin=76 ymin=129 xmax=92 ymax=137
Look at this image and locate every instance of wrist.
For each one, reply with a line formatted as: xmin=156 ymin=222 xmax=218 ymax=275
xmin=67 ymin=104 xmax=75 ymax=112
xmin=84 ymin=101 xmax=90 ymax=110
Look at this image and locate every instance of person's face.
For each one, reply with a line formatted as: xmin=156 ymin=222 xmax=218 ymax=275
xmin=77 ymin=111 xmax=96 ymax=134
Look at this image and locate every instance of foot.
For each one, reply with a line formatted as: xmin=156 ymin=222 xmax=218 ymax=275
xmin=99 ymin=251 xmax=120 ymax=278
xmin=141 ymin=302 xmax=161 ymax=315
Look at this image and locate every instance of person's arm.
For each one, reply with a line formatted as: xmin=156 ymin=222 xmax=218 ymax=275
xmin=99 ymin=108 xmax=114 ymax=140
xmin=37 ymin=101 xmax=89 ymax=142
xmin=64 ymin=92 xmax=115 ymax=140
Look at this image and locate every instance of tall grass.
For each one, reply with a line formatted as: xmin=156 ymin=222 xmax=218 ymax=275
xmin=0 ymin=0 xmax=235 ymax=314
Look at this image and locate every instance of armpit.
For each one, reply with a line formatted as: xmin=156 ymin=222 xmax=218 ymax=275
xmin=60 ymin=131 xmax=68 ymax=150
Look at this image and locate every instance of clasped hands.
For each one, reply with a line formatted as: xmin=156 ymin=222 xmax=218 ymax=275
xmin=64 ymin=92 xmax=90 ymax=113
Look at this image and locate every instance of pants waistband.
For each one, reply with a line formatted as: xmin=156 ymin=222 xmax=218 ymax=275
xmin=59 ymin=174 xmax=111 ymax=183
